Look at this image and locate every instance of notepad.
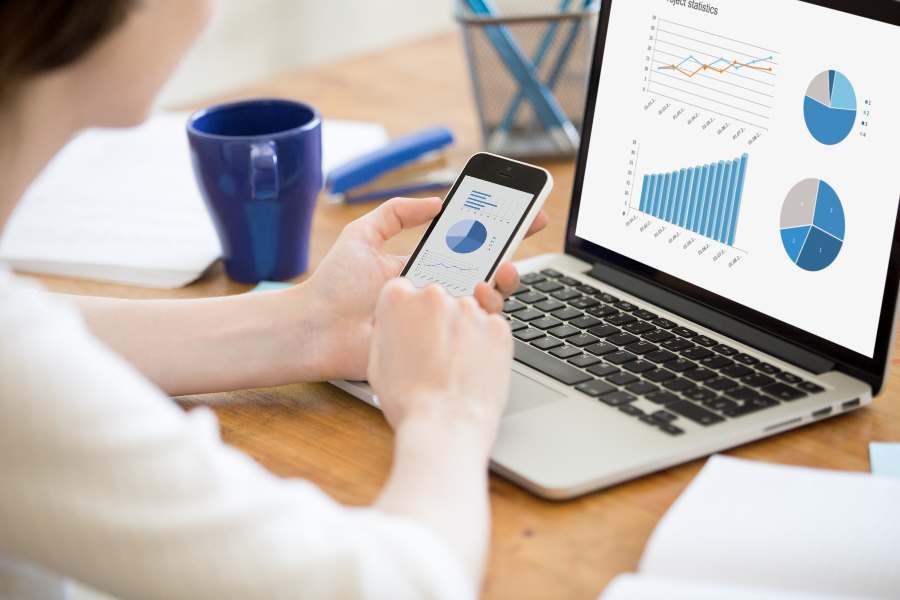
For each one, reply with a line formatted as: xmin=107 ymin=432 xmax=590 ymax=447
xmin=601 ymin=456 xmax=900 ymax=600
xmin=0 ymin=113 xmax=388 ymax=288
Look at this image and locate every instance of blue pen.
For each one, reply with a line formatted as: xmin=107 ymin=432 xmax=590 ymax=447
xmin=465 ymin=0 xmax=579 ymax=152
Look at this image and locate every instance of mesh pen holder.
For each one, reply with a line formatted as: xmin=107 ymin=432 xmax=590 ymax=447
xmin=457 ymin=1 xmax=599 ymax=159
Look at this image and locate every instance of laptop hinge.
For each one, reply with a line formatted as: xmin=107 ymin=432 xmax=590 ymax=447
xmin=587 ymin=262 xmax=836 ymax=375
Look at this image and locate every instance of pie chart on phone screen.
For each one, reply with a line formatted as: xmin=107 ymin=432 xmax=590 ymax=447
xmin=446 ymin=219 xmax=488 ymax=254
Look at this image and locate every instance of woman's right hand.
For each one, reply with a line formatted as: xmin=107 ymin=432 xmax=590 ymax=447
xmin=368 ymin=278 xmax=513 ymax=455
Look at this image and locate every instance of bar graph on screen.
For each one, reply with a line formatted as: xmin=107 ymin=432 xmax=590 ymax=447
xmin=637 ymin=153 xmax=749 ymax=247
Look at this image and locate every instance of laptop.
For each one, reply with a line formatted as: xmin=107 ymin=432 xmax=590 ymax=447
xmin=335 ymin=0 xmax=900 ymax=499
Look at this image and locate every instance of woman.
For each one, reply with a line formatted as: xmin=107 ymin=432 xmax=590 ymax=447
xmin=0 ymin=1 xmax=548 ymax=598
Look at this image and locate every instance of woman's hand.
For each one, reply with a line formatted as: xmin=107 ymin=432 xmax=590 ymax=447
xmin=302 ymin=196 xmax=547 ymax=381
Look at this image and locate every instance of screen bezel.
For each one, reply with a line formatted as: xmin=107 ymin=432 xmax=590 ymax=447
xmin=565 ymin=0 xmax=900 ymax=389
xmin=402 ymin=152 xmax=547 ymax=285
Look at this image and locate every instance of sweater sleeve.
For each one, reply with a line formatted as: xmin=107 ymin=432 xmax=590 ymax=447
xmin=0 ymin=273 xmax=473 ymax=600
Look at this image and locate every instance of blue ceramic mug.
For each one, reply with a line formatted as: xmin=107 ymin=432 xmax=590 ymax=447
xmin=187 ymin=99 xmax=322 ymax=283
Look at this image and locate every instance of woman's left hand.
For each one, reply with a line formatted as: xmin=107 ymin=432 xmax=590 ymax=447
xmin=299 ymin=196 xmax=548 ymax=381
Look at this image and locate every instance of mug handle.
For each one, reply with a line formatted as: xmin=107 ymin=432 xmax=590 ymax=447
xmin=250 ymin=141 xmax=279 ymax=201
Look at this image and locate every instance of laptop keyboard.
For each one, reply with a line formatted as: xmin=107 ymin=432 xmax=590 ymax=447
xmin=506 ymin=269 xmax=826 ymax=437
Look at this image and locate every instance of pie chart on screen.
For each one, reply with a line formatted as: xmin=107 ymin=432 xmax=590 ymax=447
xmin=780 ymin=178 xmax=845 ymax=272
xmin=446 ymin=219 xmax=488 ymax=254
xmin=803 ymin=70 xmax=857 ymax=145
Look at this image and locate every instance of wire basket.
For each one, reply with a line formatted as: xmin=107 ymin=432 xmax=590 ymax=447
xmin=457 ymin=1 xmax=599 ymax=159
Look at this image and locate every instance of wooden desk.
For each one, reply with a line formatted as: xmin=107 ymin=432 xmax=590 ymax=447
xmin=36 ymin=33 xmax=900 ymax=599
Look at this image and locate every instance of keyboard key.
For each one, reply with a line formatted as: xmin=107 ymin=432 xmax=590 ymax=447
xmin=514 ymin=340 xmax=592 ymax=385
xmin=508 ymin=320 xmax=528 ymax=332
xmin=776 ymin=372 xmax=803 ymax=384
xmin=575 ymin=378 xmax=616 ymax=397
xmin=705 ymin=377 xmax=739 ymax=391
xmin=614 ymin=301 xmax=638 ymax=312
xmin=608 ymin=333 xmax=640 ymax=346
xmin=540 ymin=268 xmax=563 ymax=278
xmin=587 ymin=364 xmax=619 ymax=377
xmin=570 ymin=297 xmax=600 ymax=310
xmin=647 ymin=391 xmax=680 ymax=405
xmin=700 ymin=356 xmax=733 ymax=370
xmin=534 ymin=280 xmax=564 ymax=293
xmin=798 ymin=381 xmax=825 ymax=393
xmin=587 ymin=305 xmax=618 ymax=318
xmin=659 ymin=423 xmax=685 ymax=436
xmin=551 ymin=307 xmax=582 ymax=321
xmin=661 ymin=339 xmax=693 ymax=352
xmin=644 ymin=368 xmax=676 ymax=383
xmin=652 ymin=318 xmax=678 ymax=329
xmin=741 ymin=373 xmax=775 ymax=388
xmin=564 ymin=334 xmax=597 ymax=348
xmin=734 ymin=353 xmax=759 ymax=366
xmin=606 ymin=314 xmax=637 ymax=326
xmin=550 ymin=345 xmax=583 ymax=359
xmin=624 ymin=360 xmax=655 ymax=374
xmin=639 ymin=415 xmax=660 ymax=426
xmin=503 ymin=300 xmax=527 ymax=313
xmin=667 ymin=400 xmax=725 ymax=426
xmin=624 ymin=341 xmax=658 ymax=355
xmin=558 ymin=276 xmax=581 ymax=286
xmin=535 ymin=299 xmax=565 ymax=312
xmin=597 ymin=293 xmax=619 ymax=303
xmin=515 ymin=309 xmax=543 ymax=322
xmin=532 ymin=317 xmax=563 ymax=330
xmin=521 ymin=272 xmax=546 ymax=285
xmin=599 ymin=391 xmax=637 ymax=406
xmin=619 ymin=404 xmax=644 ymax=416
xmin=576 ymin=284 xmax=599 ymax=295
xmin=607 ymin=372 xmax=639 ymax=386
xmin=666 ymin=359 xmax=696 ymax=373
xmin=724 ymin=396 xmax=779 ymax=417
xmin=721 ymin=364 xmax=754 ymax=378
xmin=672 ymin=327 xmax=697 ymax=338
xmin=549 ymin=325 xmax=580 ymax=339
xmin=633 ymin=309 xmax=658 ymax=321
xmin=707 ymin=397 xmax=739 ymax=412
xmin=605 ymin=351 xmax=637 ymax=365
xmin=569 ymin=354 xmax=602 ymax=368
xmin=626 ymin=382 xmax=659 ymax=396
xmin=588 ymin=324 xmax=620 ymax=338
xmin=551 ymin=289 xmax=581 ymax=302
xmin=725 ymin=386 xmax=763 ymax=402
xmin=711 ymin=344 xmax=738 ymax=356
xmin=682 ymin=347 xmax=714 ymax=360
xmin=762 ymin=383 xmax=806 ymax=401
xmin=586 ymin=342 xmax=618 ymax=356
xmin=651 ymin=410 xmax=677 ymax=422
xmin=623 ymin=321 xmax=655 ymax=335
xmin=663 ymin=378 xmax=696 ymax=392
xmin=532 ymin=336 xmax=563 ymax=350
xmin=643 ymin=329 xmax=675 ymax=343
xmin=570 ymin=316 xmax=602 ymax=329
xmin=684 ymin=388 xmax=717 ymax=402
xmin=693 ymin=335 xmax=717 ymax=347
xmin=516 ymin=291 xmax=546 ymax=304
xmin=755 ymin=362 xmax=781 ymax=375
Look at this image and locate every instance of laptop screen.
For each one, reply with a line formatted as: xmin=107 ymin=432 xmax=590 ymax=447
xmin=574 ymin=0 xmax=900 ymax=358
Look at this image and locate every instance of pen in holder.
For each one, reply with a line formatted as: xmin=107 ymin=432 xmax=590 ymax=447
xmin=457 ymin=0 xmax=599 ymax=159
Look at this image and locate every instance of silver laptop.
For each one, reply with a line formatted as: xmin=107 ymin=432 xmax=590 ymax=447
xmin=335 ymin=0 xmax=900 ymax=499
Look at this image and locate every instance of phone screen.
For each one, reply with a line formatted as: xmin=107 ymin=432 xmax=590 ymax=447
xmin=403 ymin=175 xmax=537 ymax=296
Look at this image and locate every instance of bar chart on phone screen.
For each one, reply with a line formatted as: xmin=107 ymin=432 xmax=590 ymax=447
xmin=643 ymin=16 xmax=779 ymax=135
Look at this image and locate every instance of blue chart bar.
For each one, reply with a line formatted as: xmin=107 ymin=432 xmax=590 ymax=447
xmin=464 ymin=190 xmax=497 ymax=211
xmin=638 ymin=154 xmax=749 ymax=246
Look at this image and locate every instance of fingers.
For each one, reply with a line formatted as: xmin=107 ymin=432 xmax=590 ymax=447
xmin=351 ymin=196 xmax=443 ymax=247
xmin=492 ymin=262 xmax=521 ymax=299
xmin=474 ymin=282 xmax=505 ymax=314
xmin=524 ymin=210 xmax=549 ymax=238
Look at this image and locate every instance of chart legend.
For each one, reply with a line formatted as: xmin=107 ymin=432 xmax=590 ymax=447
xmin=639 ymin=153 xmax=749 ymax=246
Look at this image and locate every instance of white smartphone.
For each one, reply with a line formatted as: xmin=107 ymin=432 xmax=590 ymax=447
xmin=402 ymin=152 xmax=553 ymax=296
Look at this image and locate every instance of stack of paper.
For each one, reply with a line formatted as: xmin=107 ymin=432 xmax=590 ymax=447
xmin=0 ymin=113 xmax=388 ymax=288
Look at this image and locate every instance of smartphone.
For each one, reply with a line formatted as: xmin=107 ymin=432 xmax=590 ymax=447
xmin=402 ymin=152 xmax=552 ymax=296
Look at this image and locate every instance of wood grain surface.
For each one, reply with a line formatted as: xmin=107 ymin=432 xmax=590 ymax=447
xmin=32 ymin=33 xmax=900 ymax=599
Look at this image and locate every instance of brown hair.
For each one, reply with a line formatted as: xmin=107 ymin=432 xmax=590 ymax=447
xmin=0 ymin=1 xmax=136 ymax=99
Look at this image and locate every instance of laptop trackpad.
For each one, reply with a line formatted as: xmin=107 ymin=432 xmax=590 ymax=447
xmin=505 ymin=372 xmax=566 ymax=415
